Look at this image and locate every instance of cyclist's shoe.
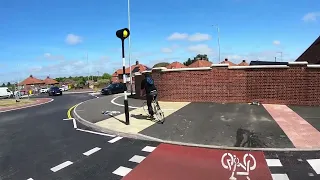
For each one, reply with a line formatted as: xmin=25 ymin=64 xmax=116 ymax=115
xmin=147 ymin=115 xmax=155 ymax=120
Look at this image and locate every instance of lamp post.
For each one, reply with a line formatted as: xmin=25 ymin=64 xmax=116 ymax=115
xmin=212 ymin=25 xmax=221 ymax=63
xmin=116 ymin=28 xmax=131 ymax=125
xmin=127 ymin=0 xmax=133 ymax=95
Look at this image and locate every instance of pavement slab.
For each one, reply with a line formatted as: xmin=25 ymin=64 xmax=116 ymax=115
xmin=288 ymin=105 xmax=320 ymax=132
xmin=263 ymin=104 xmax=320 ymax=148
xmin=95 ymin=101 xmax=190 ymax=134
xmin=140 ymin=102 xmax=294 ymax=148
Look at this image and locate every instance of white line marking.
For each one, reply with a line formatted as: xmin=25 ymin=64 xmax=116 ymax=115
xmin=142 ymin=146 xmax=156 ymax=152
xmin=112 ymin=166 xmax=132 ymax=177
xmin=83 ymin=147 xmax=101 ymax=156
xmin=27 ymin=178 xmax=34 ymax=180
xmin=50 ymin=161 xmax=73 ymax=172
xmin=271 ymin=174 xmax=289 ymax=180
xmin=72 ymin=119 xmax=77 ymax=129
xmin=108 ymin=136 xmax=123 ymax=143
xmin=129 ymin=155 xmax=146 ymax=163
xmin=266 ymin=159 xmax=283 ymax=167
xmin=76 ymin=128 xmax=116 ymax=137
xmin=111 ymin=96 xmax=139 ymax=109
xmin=0 ymin=98 xmax=54 ymax=113
xmin=307 ymin=159 xmax=320 ymax=174
xmin=63 ymin=118 xmax=74 ymax=121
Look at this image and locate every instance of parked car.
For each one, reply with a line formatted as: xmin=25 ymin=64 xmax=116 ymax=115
xmin=40 ymin=88 xmax=49 ymax=93
xmin=48 ymin=86 xmax=62 ymax=96
xmin=101 ymin=83 xmax=126 ymax=95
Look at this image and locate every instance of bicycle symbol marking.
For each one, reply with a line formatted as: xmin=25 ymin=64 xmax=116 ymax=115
xmin=221 ymin=153 xmax=257 ymax=180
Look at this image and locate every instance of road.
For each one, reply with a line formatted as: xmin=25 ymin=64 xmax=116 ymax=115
xmin=0 ymin=93 xmax=319 ymax=180
xmin=0 ymin=93 xmax=159 ymax=180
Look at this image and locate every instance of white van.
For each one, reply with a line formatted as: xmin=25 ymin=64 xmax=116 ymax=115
xmin=0 ymin=87 xmax=13 ymax=99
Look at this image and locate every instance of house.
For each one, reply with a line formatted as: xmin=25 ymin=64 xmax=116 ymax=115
xmin=188 ymin=60 xmax=213 ymax=68
xmin=43 ymin=76 xmax=59 ymax=86
xmin=111 ymin=61 xmax=151 ymax=83
xmin=166 ymin=61 xmax=187 ymax=69
xmin=220 ymin=58 xmax=237 ymax=66
xmin=295 ymin=35 xmax=320 ymax=64
xmin=238 ymin=60 xmax=249 ymax=66
xmin=18 ymin=75 xmax=45 ymax=89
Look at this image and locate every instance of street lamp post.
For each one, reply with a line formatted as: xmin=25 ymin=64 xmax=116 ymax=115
xmin=116 ymin=28 xmax=131 ymax=125
xmin=212 ymin=25 xmax=221 ymax=63
xmin=127 ymin=0 xmax=133 ymax=95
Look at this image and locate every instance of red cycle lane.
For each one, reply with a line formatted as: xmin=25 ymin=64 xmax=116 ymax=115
xmin=122 ymin=144 xmax=272 ymax=180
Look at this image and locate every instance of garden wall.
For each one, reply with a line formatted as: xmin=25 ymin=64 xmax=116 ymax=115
xmin=142 ymin=62 xmax=320 ymax=106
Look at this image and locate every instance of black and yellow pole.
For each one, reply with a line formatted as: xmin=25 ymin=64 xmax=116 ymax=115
xmin=116 ymin=28 xmax=130 ymax=125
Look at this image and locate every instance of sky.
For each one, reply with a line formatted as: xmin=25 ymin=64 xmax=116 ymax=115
xmin=0 ymin=0 xmax=319 ymax=83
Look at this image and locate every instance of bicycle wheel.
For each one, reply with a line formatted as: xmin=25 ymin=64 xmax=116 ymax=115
xmin=152 ymin=100 xmax=165 ymax=123
xmin=142 ymin=101 xmax=149 ymax=116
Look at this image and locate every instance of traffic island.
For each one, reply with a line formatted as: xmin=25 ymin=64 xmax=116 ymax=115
xmin=0 ymin=98 xmax=53 ymax=112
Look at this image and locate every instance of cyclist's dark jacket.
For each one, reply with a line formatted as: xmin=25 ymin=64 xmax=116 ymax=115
xmin=141 ymin=77 xmax=157 ymax=94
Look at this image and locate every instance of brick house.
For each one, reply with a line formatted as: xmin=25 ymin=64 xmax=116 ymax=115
xmin=43 ymin=76 xmax=59 ymax=86
xmin=238 ymin=60 xmax=249 ymax=66
xmin=188 ymin=60 xmax=213 ymax=68
xmin=295 ymin=35 xmax=320 ymax=64
xmin=166 ymin=61 xmax=187 ymax=69
xmin=220 ymin=58 xmax=237 ymax=66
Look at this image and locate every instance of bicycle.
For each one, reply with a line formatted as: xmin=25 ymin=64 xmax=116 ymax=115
xmin=142 ymin=91 xmax=165 ymax=123
xmin=235 ymin=128 xmax=267 ymax=148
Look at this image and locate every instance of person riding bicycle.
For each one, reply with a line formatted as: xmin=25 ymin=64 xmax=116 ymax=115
xmin=140 ymin=72 xmax=157 ymax=118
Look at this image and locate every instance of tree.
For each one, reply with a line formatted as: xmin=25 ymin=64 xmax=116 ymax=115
xmin=153 ymin=62 xmax=170 ymax=68
xmin=1 ymin=83 xmax=5 ymax=87
xmin=101 ymin=73 xmax=111 ymax=80
xmin=7 ymin=82 xmax=11 ymax=87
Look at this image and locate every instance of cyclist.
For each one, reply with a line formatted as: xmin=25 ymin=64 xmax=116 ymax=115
xmin=140 ymin=72 xmax=157 ymax=118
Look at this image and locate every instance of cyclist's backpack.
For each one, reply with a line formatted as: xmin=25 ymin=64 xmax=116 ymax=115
xmin=146 ymin=77 xmax=154 ymax=86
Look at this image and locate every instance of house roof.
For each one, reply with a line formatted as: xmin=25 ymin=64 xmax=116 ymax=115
xmin=117 ymin=64 xmax=151 ymax=75
xmin=249 ymin=61 xmax=288 ymax=65
xmin=188 ymin=60 xmax=212 ymax=68
xmin=18 ymin=75 xmax=44 ymax=85
xmin=238 ymin=60 xmax=249 ymax=66
xmin=43 ymin=76 xmax=59 ymax=85
xmin=166 ymin=61 xmax=187 ymax=69
xmin=220 ymin=58 xmax=237 ymax=66
xmin=296 ymin=35 xmax=320 ymax=64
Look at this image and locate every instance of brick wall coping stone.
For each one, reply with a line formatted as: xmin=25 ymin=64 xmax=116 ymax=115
xmin=307 ymin=64 xmax=320 ymax=68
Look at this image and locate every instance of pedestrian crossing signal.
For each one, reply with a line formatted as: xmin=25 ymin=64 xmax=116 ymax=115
xmin=116 ymin=28 xmax=130 ymax=40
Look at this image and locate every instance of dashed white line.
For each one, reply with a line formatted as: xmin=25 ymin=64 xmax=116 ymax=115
xmin=307 ymin=159 xmax=320 ymax=174
xmin=113 ymin=166 xmax=132 ymax=177
xmin=266 ymin=159 xmax=283 ymax=167
xmin=83 ymin=147 xmax=101 ymax=156
xmin=72 ymin=119 xmax=77 ymax=129
xmin=271 ymin=174 xmax=289 ymax=180
xmin=142 ymin=146 xmax=156 ymax=152
xmin=50 ymin=161 xmax=73 ymax=172
xmin=129 ymin=155 xmax=146 ymax=163
xmin=108 ymin=136 xmax=123 ymax=143
xmin=76 ymin=128 xmax=116 ymax=137
xmin=27 ymin=178 xmax=34 ymax=180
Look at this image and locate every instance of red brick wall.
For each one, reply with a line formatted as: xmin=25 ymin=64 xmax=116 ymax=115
xmin=150 ymin=65 xmax=320 ymax=106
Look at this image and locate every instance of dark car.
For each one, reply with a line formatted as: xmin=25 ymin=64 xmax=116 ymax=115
xmin=48 ymin=86 xmax=62 ymax=96
xmin=101 ymin=83 xmax=126 ymax=95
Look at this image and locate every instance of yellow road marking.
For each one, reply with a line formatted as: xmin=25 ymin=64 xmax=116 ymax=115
xmin=67 ymin=104 xmax=78 ymax=119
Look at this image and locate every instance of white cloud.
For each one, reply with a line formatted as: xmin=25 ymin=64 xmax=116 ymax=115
xmin=302 ymin=12 xmax=320 ymax=22
xmin=167 ymin=33 xmax=211 ymax=42
xmin=65 ymin=34 xmax=83 ymax=45
xmin=188 ymin=33 xmax=211 ymax=42
xmin=273 ymin=40 xmax=281 ymax=45
xmin=167 ymin=33 xmax=189 ymax=40
xmin=187 ymin=44 xmax=214 ymax=55
xmin=43 ymin=53 xmax=65 ymax=61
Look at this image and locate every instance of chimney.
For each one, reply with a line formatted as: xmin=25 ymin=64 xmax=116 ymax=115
xmin=225 ymin=58 xmax=228 ymax=61
xmin=136 ymin=60 xmax=139 ymax=65
xmin=47 ymin=76 xmax=50 ymax=78
xmin=242 ymin=60 xmax=246 ymax=63
xmin=30 ymin=75 xmax=33 ymax=78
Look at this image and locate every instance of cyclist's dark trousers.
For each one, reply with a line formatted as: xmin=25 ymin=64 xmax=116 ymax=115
xmin=146 ymin=94 xmax=157 ymax=116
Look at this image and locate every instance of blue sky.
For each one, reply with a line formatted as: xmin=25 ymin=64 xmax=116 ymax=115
xmin=0 ymin=0 xmax=319 ymax=83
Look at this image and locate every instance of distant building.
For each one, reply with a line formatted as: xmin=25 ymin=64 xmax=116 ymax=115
xmin=238 ymin=60 xmax=249 ymax=66
xmin=188 ymin=60 xmax=212 ymax=68
xmin=166 ymin=61 xmax=187 ymax=69
xmin=111 ymin=60 xmax=151 ymax=83
xmin=219 ymin=58 xmax=237 ymax=66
